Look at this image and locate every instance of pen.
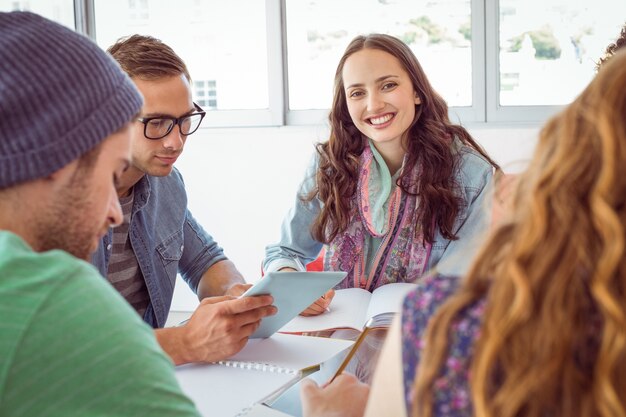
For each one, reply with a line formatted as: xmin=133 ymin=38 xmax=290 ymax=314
xmin=328 ymin=318 xmax=376 ymax=383
xmin=328 ymin=327 xmax=370 ymax=383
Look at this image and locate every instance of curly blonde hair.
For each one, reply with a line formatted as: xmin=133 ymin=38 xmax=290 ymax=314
xmin=597 ymin=23 xmax=626 ymax=70
xmin=413 ymin=50 xmax=626 ymax=417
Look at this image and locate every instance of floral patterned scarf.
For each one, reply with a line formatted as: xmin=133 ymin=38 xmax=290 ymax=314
xmin=324 ymin=144 xmax=431 ymax=291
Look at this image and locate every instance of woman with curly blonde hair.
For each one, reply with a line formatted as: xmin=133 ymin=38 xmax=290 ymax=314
xmin=403 ymin=49 xmax=626 ymax=417
xmin=301 ymin=50 xmax=626 ymax=417
xmin=597 ymin=23 xmax=626 ymax=70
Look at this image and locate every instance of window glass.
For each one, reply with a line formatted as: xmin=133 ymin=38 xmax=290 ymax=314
xmin=286 ymin=0 xmax=472 ymax=110
xmin=94 ymin=0 xmax=269 ymax=110
xmin=499 ymin=0 xmax=626 ymax=106
xmin=193 ymin=79 xmax=218 ymax=110
xmin=0 ymin=0 xmax=74 ymax=29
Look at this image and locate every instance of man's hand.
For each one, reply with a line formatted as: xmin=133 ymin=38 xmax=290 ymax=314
xmin=301 ymin=374 xmax=369 ymax=417
xmin=157 ymin=295 xmax=276 ymax=365
xmin=300 ymin=289 xmax=335 ymax=316
xmin=224 ymin=283 xmax=252 ymax=297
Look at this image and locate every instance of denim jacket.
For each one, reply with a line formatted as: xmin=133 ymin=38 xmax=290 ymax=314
xmin=264 ymin=143 xmax=494 ymax=280
xmin=92 ymin=168 xmax=226 ymax=328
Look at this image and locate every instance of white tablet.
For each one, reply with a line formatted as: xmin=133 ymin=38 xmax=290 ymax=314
xmin=242 ymin=271 xmax=347 ymax=338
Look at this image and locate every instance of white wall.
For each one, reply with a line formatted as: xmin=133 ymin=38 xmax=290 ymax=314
xmin=170 ymin=124 xmax=540 ymax=312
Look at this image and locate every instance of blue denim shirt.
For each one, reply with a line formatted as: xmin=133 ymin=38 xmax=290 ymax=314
xmin=264 ymin=143 xmax=494 ymax=279
xmin=92 ymin=168 xmax=227 ymax=328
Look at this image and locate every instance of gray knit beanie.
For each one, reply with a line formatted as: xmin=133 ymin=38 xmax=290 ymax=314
xmin=0 ymin=11 xmax=143 ymax=188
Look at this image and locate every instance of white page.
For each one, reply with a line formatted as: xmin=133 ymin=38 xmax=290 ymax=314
xmin=176 ymin=364 xmax=297 ymax=417
xmin=241 ymin=404 xmax=295 ymax=417
xmin=365 ymin=283 xmax=417 ymax=322
xmin=278 ymin=288 xmax=372 ymax=333
xmin=226 ymin=333 xmax=353 ymax=370
xmin=175 ymin=334 xmax=353 ymax=416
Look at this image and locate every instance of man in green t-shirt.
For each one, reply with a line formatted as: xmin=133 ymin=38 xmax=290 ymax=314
xmin=0 ymin=11 xmax=271 ymax=417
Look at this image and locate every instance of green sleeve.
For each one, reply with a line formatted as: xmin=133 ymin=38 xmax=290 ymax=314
xmin=2 ymin=262 xmax=200 ymax=417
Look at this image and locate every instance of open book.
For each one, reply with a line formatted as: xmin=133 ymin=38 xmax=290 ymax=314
xmin=175 ymin=333 xmax=353 ymax=417
xmin=279 ymin=282 xmax=417 ymax=333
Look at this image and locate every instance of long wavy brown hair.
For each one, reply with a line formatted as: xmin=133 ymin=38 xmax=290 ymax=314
xmin=412 ymin=50 xmax=626 ymax=417
xmin=307 ymin=34 xmax=497 ymax=244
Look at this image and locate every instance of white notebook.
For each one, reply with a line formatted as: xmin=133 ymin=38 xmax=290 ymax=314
xmin=176 ymin=333 xmax=353 ymax=417
xmin=239 ymin=404 xmax=294 ymax=417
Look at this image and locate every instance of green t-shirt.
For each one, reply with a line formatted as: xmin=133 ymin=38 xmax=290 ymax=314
xmin=0 ymin=231 xmax=200 ymax=417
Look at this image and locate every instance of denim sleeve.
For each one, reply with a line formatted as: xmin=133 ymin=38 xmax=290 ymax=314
xmin=178 ymin=209 xmax=227 ymax=293
xmin=263 ymin=153 xmax=324 ymax=273
xmin=433 ymin=150 xmax=494 ymax=277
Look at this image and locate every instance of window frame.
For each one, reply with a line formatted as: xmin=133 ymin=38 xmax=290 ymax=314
xmin=484 ymin=0 xmax=562 ymax=123
xmin=74 ymin=0 xmax=564 ymax=127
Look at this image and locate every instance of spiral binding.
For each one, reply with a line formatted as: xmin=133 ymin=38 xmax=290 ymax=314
xmin=234 ymin=405 xmax=254 ymax=417
xmin=217 ymin=360 xmax=299 ymax=375
xmin=216 ymin=361 xmax=301 ymax=416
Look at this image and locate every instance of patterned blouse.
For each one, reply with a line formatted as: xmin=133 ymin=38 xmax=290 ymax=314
xmin=401 ymin=274 xmax=486 ymax=417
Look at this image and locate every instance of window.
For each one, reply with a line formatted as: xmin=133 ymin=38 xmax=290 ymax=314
xmin=490 ymin=0 xmax=626 ymax=121
xmin=128 ymin=0 xmax=148 ymax=23
xmin=52 ymin=0 xmax=626 ymax=125
xmin=93 ymin=0 xmax=274 ymax=126
xmin=285 ymin=0 xmax=473 ymax=124
xmin=498 ymin=0 xmax=626 ymax=106
xmin=0 ymin=0 xmax=74 ymax=29
xmin=194 ymin=80 xmax=218 ymax=110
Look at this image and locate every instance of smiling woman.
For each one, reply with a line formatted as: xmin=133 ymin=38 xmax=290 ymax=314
xmin=265 ymin=33 xmax=498 ymax=286
xmin=264 ymin=32 xmax=499 ymax=328
xmin=263 ymin=34 xmax=499 ymax=384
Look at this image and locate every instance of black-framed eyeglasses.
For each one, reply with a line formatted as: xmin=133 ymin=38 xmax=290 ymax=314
xmin=136 ymin=103 xmax=206 ymax=140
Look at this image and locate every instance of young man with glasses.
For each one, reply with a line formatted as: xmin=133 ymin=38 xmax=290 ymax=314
xmin=91 ymin=35 xmax=276 ymax=365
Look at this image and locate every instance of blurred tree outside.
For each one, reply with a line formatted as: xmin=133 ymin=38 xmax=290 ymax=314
xmin=508 ymin=25 xmax=562 ymax=59
xmin=403 ymin=15 xmax=460 ymax=46
xmin=458 ymin=19 xmax=471 ymax=41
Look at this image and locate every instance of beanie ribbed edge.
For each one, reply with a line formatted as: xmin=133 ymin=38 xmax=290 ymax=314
xmin=0 ymin=12 xmax=143 ymax=188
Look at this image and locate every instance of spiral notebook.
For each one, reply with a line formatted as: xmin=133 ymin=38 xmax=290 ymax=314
xmin=238 ymin=404 xmax=294 ymax=417
xmin=175 ymin=333 xmax=353 ymax=417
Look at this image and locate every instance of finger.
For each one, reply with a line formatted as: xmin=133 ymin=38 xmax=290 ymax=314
xmin=334 ymin=373 xmax=359 ymax=384
xmin=300 ymin=378 xmax=320 ymax=398
xmin=312 ymin=296 xmax=331 ymax=309
xmin=323 ymin=289 xmax=336 ymax=301
xmin=300 ymin=304 xmax=325 ymax=316
xmin=225 ymin=283 xmax=253 ymax=297
xmin=234 ymin=319 xmax=262 ymax=338
xmin=224 ymin=294 xmax=274 ymax=314
xmin=232 ymin=305 xmax=278 ymax=327
xmin=199 ymin=295 xmax=236 ymax=305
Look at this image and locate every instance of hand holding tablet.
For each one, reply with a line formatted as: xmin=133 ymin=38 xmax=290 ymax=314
xmin=241 ymin=271 xmax=347 ymax=338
